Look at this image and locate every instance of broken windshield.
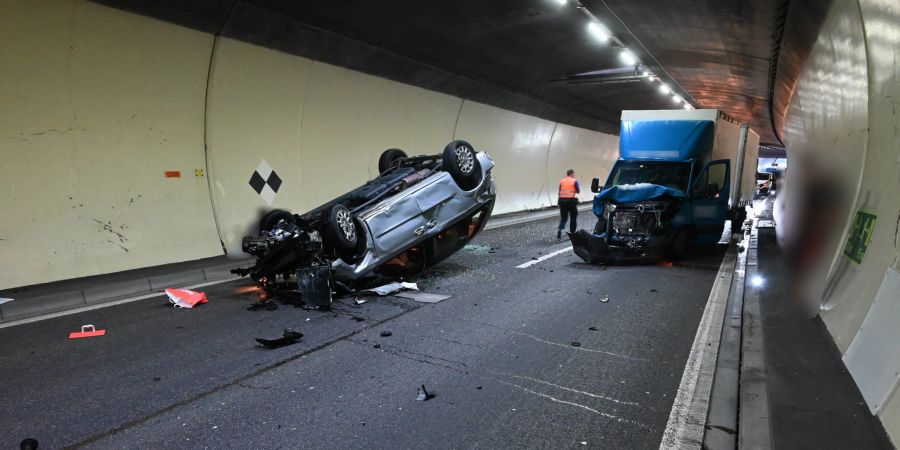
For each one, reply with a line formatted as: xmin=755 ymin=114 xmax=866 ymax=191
xmin=606 ymin=161 xmax=692 ymax=192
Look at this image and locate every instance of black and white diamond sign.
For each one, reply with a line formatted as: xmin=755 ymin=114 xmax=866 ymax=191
xmin=249 ymin=159 xmax=282 ymax=206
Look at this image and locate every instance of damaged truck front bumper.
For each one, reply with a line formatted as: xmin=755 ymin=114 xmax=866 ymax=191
xmin=569 ymin=230 xmax=672 ymax=264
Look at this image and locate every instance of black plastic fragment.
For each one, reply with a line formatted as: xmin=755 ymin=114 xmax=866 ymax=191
xmin=247 ymin=299 xmax=278 ymax=311
xmin=416 ymin=384 xmax=435 ymax=401
xmin=380 ymin=331 xmax=392 ymax=337
xmin=571 ymin=341 xmax=582 ymax=347
xmin=255 ymin=329 xmax=303 ymax=349
xmin=588 ymin=327 xmax=598 ymax=331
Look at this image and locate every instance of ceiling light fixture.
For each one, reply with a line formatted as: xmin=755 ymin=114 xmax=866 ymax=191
xmin=554 ymin=0 xmax=567 ymax=5
xmin=672 ymin=95 xmax=682 ymax=103
xmin=659 ymin=83 xmax=671 ymax=94
xmin=586 ymin=22 xmax=611 ymax=43
xmin=619 ymin=49 xmax=637 ymax=66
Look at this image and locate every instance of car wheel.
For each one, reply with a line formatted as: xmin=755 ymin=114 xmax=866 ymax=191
xmin=324 ymin=204 xmax=359 ymax=255
xmin=442 ymin=140 xmax=482 ymax=191
xmin=340 ymin=216 xmax=368 ymax=265
xmin=378 ymin=148 xmax=408 ymax=174
xmin=259 ymin=209 xmax=294 ymax=234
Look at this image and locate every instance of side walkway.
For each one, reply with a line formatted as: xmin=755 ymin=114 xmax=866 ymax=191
xmin=737 ymin=200 xmax=894 ymax=449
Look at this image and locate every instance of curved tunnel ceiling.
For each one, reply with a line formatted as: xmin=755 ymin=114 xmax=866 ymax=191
xmin=93 ymin=0 xmax=829 ymax=145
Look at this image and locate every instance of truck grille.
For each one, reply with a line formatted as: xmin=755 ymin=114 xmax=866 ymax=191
xmin=611 ymin=211 xmax=656 ymax=235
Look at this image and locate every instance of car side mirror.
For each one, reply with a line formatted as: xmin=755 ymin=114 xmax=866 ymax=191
xmin=590 ymin=178 xmax=600 ymax=193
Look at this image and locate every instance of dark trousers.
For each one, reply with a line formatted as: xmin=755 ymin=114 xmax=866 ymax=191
xmin=558 ymin=198 xmax=578 ymax=233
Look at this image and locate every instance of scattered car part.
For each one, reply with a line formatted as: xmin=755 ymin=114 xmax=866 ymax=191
xmin=255 ymin=329 xmax=303 ymax=349
xmin=416 ymin=384 xmax=435 ymax=401
xmin=247 ymin=300 xmax=278 ymax=311
xmin=395 ymin=292 xmax=452 ymax=303
xmin=380 ymin=331 xmax=392 ymax=337
xmin=69 ymin=324 xmax=106 ymax=339
xmin=363 ymin=281 xmax=418 ymax=296
xmin=165 ymin=289 xmax=208 ymax=309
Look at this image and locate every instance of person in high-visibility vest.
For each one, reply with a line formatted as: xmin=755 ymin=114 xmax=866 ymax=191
xmin=557 ymin=169 xmax=580 ymax=239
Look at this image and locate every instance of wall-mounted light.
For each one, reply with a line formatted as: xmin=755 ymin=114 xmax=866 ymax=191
xmin=554 ymin=0 xmax=567 ymax=4
xmin=683 ymin=104 xmax=693 ymax=109
xmin=659 ymin=83 xmax=671 ymax=94
xmin=619 ymin=49 xmax=637 ymax=66
xmin=587 ymin=22 xmax=611 ymax=43
xmin=672 ymin=95 xmax=682 ymax=103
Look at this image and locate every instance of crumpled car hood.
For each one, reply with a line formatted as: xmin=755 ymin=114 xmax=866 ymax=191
xmin=593 ymin=183 xmax=686 ymax=216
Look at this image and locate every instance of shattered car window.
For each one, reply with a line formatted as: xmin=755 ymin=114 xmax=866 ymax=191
xmin=607 ymin=161 xmax=691 ymax=191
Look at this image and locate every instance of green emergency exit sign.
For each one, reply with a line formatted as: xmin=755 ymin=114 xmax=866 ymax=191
xmin=843 ymin=209 xmax=877 ymax=264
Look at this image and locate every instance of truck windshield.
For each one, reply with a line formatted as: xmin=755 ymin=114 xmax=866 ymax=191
xmin=607 ymin=161 xmax=692 ymax=192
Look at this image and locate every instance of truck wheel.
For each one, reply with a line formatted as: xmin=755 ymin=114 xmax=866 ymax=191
xmin=259 ymin=209 xmax=294 ymax=234
xmin=324 ymin=204 xmax=359 ymax=255
xmin=671 ymin=228 xmax=693 ymax=260
xmin=442 ymin=140 xmax=482 ymax=191
xmin=378 ymin=148 xmax=408 ymax=174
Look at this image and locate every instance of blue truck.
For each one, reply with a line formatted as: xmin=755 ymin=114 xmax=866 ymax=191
xmin=570 ymin=109 xmax=759 ymax=263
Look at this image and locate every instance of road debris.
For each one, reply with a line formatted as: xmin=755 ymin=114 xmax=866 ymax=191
xmin=373 ymin=344 xmax=382 ymax=349
xmin=588 ymin=327 xmax=599 ymax=331
xmin=247 ymin=299 xmax=278 ymax=311
xmin=395 ymin=292 xmax=452 ymax=303
xmin=69 ymin=325 xmax=106 ymax=339
xmin=20 ymin=438 xmax=38 ymax=450
xmin=255 ymin=329 xmax=303 ymax=349
xmin=656 ymin=260 xmax=673 ymax=267
xmin=0 ymin=297 xmax=14 ymax=305
xmin=353 ymin=298 xmax=368 ymax=305
xmin=571 ymin=341 xmax=582 ymax=347
xmin=380 ymin=331 xmax=393 ymax=337
xmin=600 ymin=296 xmax=609 ymax=303
xmin=165 ymin=288 xmax=208 ymax=309
xmin=363 ymin=282 xmax=419 ymax=296
xmin=416 ymin=384 xmax=435 ymax=401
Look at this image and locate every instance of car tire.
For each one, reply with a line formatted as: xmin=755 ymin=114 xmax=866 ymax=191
xmin=339 ymin=217 xmax=368 ymax=264
xmin=378 ymin=148 xmax=408 ymax=174
xmin=324 ymin=204 xmax=359 ymax=255
xmin=442 ymin=140 xmax=482 ymax=191
xmin=259 ymin=209 xmax=294 ymax=234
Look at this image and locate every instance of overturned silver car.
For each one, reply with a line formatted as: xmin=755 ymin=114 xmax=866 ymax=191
xmin=234 ymin=140 xmax=496 ymax=306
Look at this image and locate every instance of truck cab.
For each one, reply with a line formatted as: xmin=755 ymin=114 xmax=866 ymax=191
xmin=570 ymin=109 xmax=758 ymax=264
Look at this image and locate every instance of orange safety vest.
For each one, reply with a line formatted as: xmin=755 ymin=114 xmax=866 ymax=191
xmin=559 ymin=176 xmax=578 ymax=199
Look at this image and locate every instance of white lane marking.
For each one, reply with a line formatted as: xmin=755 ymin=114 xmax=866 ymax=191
xmin=659 ymin=246 xmax=738 ymax=450
xmin=516 ymin=246 xmax=573 ymax=268
xmin=0 ymin=277 xmax=242 ymax=330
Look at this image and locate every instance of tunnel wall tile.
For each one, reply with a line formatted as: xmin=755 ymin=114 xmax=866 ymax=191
xmin=0 ymin=0 xmax=223 ymax=290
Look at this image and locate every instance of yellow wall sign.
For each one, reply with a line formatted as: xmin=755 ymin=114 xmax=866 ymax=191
xmin=843 ymin=209 xmax=877 ymax=264
xmin=195 ymin=169 xmax=205 ymax=177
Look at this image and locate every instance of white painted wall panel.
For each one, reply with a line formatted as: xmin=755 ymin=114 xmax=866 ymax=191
xmin=298 ymin=63 xmax=462 ymax=210
xmin=844 ymin=268 xmax=900 ymax=414
xmin=544 ymin=124 xmax=619 ymax=205
xmin=205 ymin=38 xmax=312 ymax=255
xmin=454 ymin=101 xmax=556 ymax=215
xmin=0 ymin=0 xmax=221 ymax=289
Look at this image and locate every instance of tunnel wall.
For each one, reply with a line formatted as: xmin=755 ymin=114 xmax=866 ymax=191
xmin=0 ymin=1 xmax=619 ymax=290
xmin=783 ymin=0 xmax=900 ymax=441
xmin=0 ymin=0 xmax=224 ymax=290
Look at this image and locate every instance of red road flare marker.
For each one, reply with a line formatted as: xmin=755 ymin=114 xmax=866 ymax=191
xmin=69 ymin=324 xmax=106 ymax=339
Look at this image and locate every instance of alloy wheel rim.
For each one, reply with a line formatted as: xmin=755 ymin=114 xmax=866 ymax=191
xmin=336 ymin=209 xmax=356 ymax=241
xmin=456 ymin=146 xmax=475 ymax=174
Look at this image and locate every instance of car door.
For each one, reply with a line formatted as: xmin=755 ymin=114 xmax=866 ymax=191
xmin=364 ymin=191 xmax=428 ymax=258
xmin=691 ymin=159 xmax=730 ymax=244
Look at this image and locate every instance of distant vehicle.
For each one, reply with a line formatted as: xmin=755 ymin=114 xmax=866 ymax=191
xmin=234 ymin=141 xmax=496 ymax=303
xmin=755 ymin=172 xmax=774 ymax=198
xmin=570 ymin=109 xmax=759 ymax=264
